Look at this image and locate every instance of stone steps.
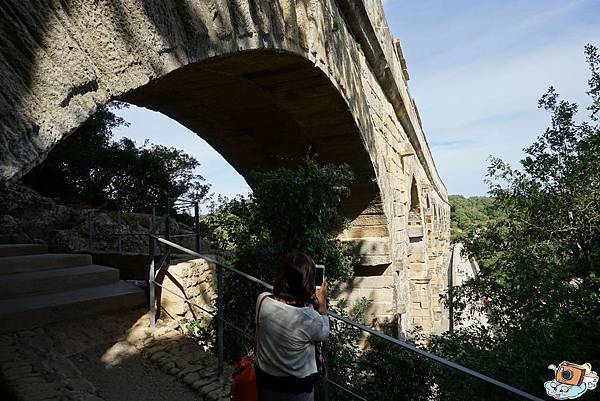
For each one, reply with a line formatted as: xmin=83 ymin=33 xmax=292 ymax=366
xmin=0 ymin=253 xmax=92 ymax=275
xmin=0 ymin=243 xmax=48 ymax=257
xmin=0 ymin=264 xmax=120 ymax=299
xmin=0 ymin=281 xmax=147 ymax=333
xmin=0 ymin=244 xmax=147 ymax=333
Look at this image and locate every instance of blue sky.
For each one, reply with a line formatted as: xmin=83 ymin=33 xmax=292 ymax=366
xmin=114 ymin=0 xmax=599 ymax=198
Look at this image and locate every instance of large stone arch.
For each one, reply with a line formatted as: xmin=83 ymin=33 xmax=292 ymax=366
xmin=0 ymin=0 xmax=452 ymax=334
xmin=121 ymin=50 xmax=379 ymax=219
xmin=0 ymin=0 xmax=389 ymax=219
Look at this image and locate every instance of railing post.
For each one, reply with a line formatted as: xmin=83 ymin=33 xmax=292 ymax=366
xmin=149 ymin=234 xmax=156 ymax=331
xmin=117 ymin=209 xmax=123 ymax=254
xmin=88 ymin=210 xmax=94 ymax=252
xmin=151 ymin=207 xmax=156 ymax=235
xmin=448 ymin=245 xmax=455 ymax=334
xmin=321 ymin=328 xmax=330 ymax=400
xmin=194 ymin=201 xmax=200 ymax=253
xmin=166 ymin=198 xmax=171 ymax=264
xmin=217 ymin=263 xmax=224 ymax=382
xmin=165 ymin=198 xmax=171 ymax=241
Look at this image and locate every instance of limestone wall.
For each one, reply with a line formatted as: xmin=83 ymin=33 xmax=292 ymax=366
xmin=0 ymin=183 xmax=204 ymax=254
xmin=157 ymin=258 xmax=216 ymax=324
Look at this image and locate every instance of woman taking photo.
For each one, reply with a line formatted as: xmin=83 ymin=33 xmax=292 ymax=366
xmin=255 ymin=252 xmax=329 ymax=401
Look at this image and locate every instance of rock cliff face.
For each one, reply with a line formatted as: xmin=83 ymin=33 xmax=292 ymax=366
xmin=0 ymin=183 xmax=80 ymax=246
xmin=0 ymin=183 xmax=200 ymax=254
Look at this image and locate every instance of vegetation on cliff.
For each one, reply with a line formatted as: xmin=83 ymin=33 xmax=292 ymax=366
xmin=448 ymin=195 xmax=503 ymax=243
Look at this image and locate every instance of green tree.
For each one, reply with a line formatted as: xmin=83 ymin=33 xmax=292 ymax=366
xmin=428 ymin=44 xmax=600 ymax=401
xmin=198 ymin=156 xmax=438 ymax=401
xmin=23 ymin=103 xmax=210 ymax=213
xmin=326 ymin=299 xmax=435 ymax=401
xmin=196 ymin=155 xmax=355 ymax=359
xmin=448 ymin=195 xmax=505 ymax=244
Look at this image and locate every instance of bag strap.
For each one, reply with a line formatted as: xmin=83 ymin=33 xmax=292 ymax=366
xmin=255 ymin=294 xmax=270 ymax=359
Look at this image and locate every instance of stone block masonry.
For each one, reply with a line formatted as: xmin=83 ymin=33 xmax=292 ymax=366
xmin=0 ymin=0 xmax=450 ymax=335
xmin=157 ymin=257 xmax=216 ymax=322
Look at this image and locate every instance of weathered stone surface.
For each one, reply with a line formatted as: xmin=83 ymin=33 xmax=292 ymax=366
xmin=182 ymin=372 xmax=201 ymax=385
xmin=0 ymin=0 xmax=452 ymax=334
xmin=150 ymin=351 xmax=169 ymax=362
xmin=0 ymin=184 xmax=204 ymax=254
xmin=198 ymin=381 xmax=222 ymax=397
xmin=157 ymin=257 xmax=216 ymax=323
xmin=177 ymin=364 xmax=206 ymax=378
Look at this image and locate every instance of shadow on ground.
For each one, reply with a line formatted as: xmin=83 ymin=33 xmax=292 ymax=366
xmin=0 ymin=307 xmax=230 ymax=401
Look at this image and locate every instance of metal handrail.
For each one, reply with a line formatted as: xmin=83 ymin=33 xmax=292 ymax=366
xmin=169 ymin=233 xmax=198 ymax=238
xmin=148 ymin=279 xmax=362 ymax=398
xmin=149 ymin=284 xmax=363 ymax=400
xmin=148 ymin=235 xmax=546 ymax=401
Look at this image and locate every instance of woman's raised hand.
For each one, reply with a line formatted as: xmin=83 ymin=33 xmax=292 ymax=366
xmin=316 ymin=280 xmax=328 ymax=315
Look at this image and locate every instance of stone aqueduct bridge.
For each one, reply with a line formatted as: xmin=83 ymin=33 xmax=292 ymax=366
xmin=0 ymin=0 xmax=451 ymax=333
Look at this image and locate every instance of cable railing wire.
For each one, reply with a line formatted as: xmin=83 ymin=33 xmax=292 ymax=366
xmin=169 ymin=233 xmax=198 ymax=238
xmin=327 ymin=378 xmax=367 ymax=401
xmin=87 ymin=200 xmax=203 ymax=255
xmin=148 ymin=235 xmax=546 ymax=401
xmin=148 ymin=248 xmax=360 ymax=398
xmin=150 ymin=279 xmax=254 ymax=342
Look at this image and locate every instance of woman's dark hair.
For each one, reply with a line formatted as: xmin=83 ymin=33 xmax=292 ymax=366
xmin=273 ymin=251 xmax=316 ymax=306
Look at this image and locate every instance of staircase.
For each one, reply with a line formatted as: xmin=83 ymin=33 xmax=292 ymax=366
xmin=0 ymin=244 xmax=146 ymax=333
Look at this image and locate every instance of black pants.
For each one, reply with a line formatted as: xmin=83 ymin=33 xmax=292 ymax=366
xmin=256 ymin=366 xmax=317 ymax=401
xmin=259 ymin=387 xmax=314 ymax=401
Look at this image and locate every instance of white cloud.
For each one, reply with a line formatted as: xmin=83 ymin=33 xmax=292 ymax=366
xmin=415 ymin=32 xmax=594 ymax=135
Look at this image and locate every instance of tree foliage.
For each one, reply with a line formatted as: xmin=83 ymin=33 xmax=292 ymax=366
xmin=326 ymin=299 xmax=436 ymax=401
xmin=428 ymin=44 xmax=600 ymax=401
xmin=197 ymin=155 xmax=355 ymax=359
xmin=23 ymin=103 xmax=210 ymax=214
xmin=448 ymin=195 xmax=505 ymax=244
xmin=198 ymin=156 xmax=445 ymax=401
xmin=201 ymin=155 xmax=355 ymax=281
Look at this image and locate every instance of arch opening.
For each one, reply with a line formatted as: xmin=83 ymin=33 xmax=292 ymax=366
xmin=121 ymin=50 xmax=380 ymax=220
xmin=409 ymin=177 xmax=421 ymax=217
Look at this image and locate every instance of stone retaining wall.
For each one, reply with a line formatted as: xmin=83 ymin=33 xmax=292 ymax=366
xmin=157 ymin=257 xmax=217 ymax=323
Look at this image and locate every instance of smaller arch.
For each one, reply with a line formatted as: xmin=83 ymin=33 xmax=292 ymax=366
xmin=409 ymin=177 xmax=421 ymax=215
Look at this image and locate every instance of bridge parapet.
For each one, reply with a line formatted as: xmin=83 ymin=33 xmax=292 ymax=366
xmin=338 ymin=0 xmax=447 ymax=202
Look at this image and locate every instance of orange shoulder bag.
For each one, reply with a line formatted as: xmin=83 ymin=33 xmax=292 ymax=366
xmin=231 ymin=294 xmax=269 ymax=401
